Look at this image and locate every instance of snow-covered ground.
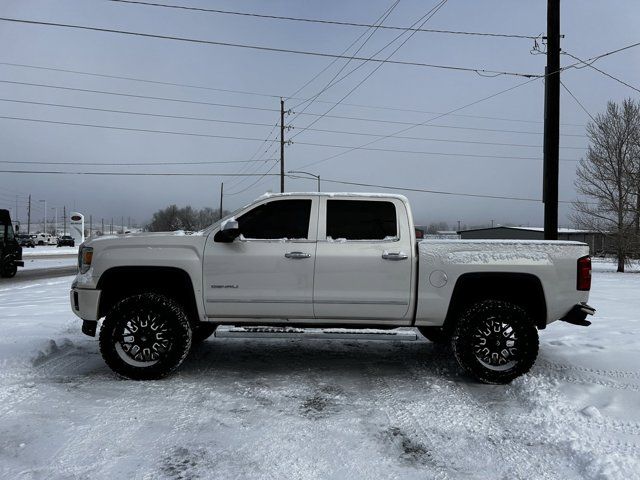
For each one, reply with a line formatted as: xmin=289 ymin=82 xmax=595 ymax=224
xmin=20 ymin=257 xmax=77 ymax=271
xmin=22 ymin=246 xmax=78 ymax=257
xmin=0 ymin=263 xmax=639 ymax=479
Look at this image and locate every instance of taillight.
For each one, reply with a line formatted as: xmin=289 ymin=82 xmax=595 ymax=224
xmin=577 ymin=256 xmax=591 ymax=291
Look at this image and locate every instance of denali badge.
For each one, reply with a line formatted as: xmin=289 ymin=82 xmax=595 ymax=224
xmin=211 ymin=285 xmax=239 ymax=289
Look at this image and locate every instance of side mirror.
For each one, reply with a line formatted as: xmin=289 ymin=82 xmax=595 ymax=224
xmin=214 ymin=219 xmax=240 ymax=243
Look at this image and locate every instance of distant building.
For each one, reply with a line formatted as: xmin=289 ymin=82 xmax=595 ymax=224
xmin=457 ymin=226 xmax=609 ymax=255
xmin=424 ymin=230 xmax=461 ymax=240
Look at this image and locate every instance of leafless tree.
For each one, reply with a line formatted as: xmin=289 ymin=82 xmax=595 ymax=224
xmin=147 ymin=205 xmax=229 ymax=232
xmin=572 ymin=99 xmax=640 ymax=272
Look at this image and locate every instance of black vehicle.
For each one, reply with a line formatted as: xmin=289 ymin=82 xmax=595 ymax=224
xmin=0 ymin=209 xmax=24 ymax=278
xmin=17 ymin=234 xmax=36 ymax=248
xmin=57 ymin=235 xmax=75 ymax=247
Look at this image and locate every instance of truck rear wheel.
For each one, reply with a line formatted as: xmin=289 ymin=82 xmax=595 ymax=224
xmin=451 ymin=300 xmax=538 ymax=384
xmin=99 ymin=293 xmax=192 ymax=380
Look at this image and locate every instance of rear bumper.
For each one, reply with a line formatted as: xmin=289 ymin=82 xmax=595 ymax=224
xmin=70 ymin=287 xmax=101 ymax=321
xmin=560 ymin=302 xmax=596 ymax=327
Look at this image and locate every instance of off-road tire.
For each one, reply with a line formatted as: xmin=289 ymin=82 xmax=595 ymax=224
xmin=451 ymin=300 xmax=539 ymax=384
xmin=417 ymin=326 xmax=448 ymax=344
xmin=0 ymin=256 xmax=18 ymax=278
xmin=99 ymin=293 xmax=192 ymax=380
xmin=192 ymin=323 xmax=218 ymax=344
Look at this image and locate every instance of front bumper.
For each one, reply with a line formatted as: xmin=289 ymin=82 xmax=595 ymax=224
xmin=70 ymin=287 xmax=101 ymax=321
xmin=560 ymin=302 xmax=596 ymax=327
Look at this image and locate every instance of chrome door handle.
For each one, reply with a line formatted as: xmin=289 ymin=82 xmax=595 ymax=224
xmin=382 ymin=251 xmax=408 ymax=260
xmin=285 ymin=251 xmax=311 ymax=259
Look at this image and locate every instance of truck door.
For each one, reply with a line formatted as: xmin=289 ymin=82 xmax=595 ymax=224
xmin=313 ymin=198 xmax=413 ymax=322
xmin=203 ymin=197 xmax=318 ymax=320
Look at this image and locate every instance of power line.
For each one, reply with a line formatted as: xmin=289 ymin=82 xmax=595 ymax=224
xmin=288 ymin=0 xmax=401 ymax=117
xmin=0 ymin=158 xmax=278 ymax=166
xmin=0 ymin=61 xmax=283 ymax=99
xmin=0 ymin=169 xmax=284 ymax=177
xmin=0 ymin=61 xmax=583 ymax=126
xmin=224 ymin=136 xmax=281 ymax=191
xmin=0 ymin=115 xmax=278 ymax=142
xmin=0 ymin=168 xmax=579 ymax=204
xmin=0 ymin=98 xmax=278 ymax=128
xmin=107 ymin=0 xmax=540 ymax=40
xmin=299 ymin=76 xmax=543 ymax=169
xmin=0 ymin=79 xmax=586 ymax=136
xmin=300 ymin=126 xmax=586 ymax=150
xmin=226 ymin=161 xmax=280 ymax=196
xmin=297 ymin=40 xmax=640 ymax=169
xmin=0 ymin=113 xmax=580 ymax=161
xmin=286 ymin=0 xmax=400 ymax=102
xmin=0 ymin=17 xmax=541 ymax=78
xmin=562 ymin=40 xmax=640 ymax=68
xmin=291 ymin=0 xmax=449 ymax=141
xmin=559 ymin=80 xmax=597 ymax=124
xmin=293 ymin=141 xmax=578 ymax=162
xmin=296 ymin=114 xmax=586 ymax=137
xmin=301 ymin=176 xmax=580 ymax=204
xmin=562 ymin=51 xmax=640 ymax=95
xmin=0 ymin=79 xmax=279 ymax=113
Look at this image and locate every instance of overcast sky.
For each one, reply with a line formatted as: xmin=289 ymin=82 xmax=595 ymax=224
xmin=1 ymin=0 xmax=639 ymax=230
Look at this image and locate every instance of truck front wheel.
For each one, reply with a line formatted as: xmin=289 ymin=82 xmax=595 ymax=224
xmin=99 ymin=293 xmax=192 ymax=380
xmin=451 ymin=300 xmax=538 ymax=384
xmin=1 ymin=256 xmax=18 ymax=278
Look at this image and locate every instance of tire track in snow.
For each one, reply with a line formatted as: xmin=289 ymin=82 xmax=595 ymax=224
xmin=510 ymin=373 xmax=640 ymax=478
xmin=363 ymin=359 xmax=450 ymax=480
xmin=537 ymin=359 xmax=640 ymax=381
xmin=538 ymin=368 xmax=640 ymax=392
xmin=404 ymin=350 xmax=562 ymax=480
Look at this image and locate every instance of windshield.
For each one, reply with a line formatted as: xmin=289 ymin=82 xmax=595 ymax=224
xmin=0 ymin=224 xmax=15 ymax=242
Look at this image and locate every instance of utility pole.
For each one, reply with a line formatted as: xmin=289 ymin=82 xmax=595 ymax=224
xmin=89 ymin=215 xmax=92 ymax=238
xmin=27 ymin=194 xmax=31 ymax=235
xmin=121 ymin=216 xmax=124 ymax=233
xmin=543 ymin=0 xmax=561 ymax=240
xmin=63 ymin=206 xmax=67 ymax=235
xmin=280 ymin=98 xmax=285 ymax=193
xmin=457 ymin=220 xmax=461 ymax=232
xmin=219 ymin=182 xmax=224 ymax=220
xmin=101 ymin=218 xmax=104 ymax=235
xmin=111 ymin=218 xmax=113 ymax=235
xmin=15 ymin=195 xmax=18 ymax=227
xmin=52 ymin=207 xmax=58 ymax=236
xmin=39 ymin=199 xmax=46 ymax=234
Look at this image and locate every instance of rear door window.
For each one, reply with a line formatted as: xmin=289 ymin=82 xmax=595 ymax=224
xmin=237 ymin=199 xmax=312 ymax=239
xmin=326 ymin=200 xmax=397 ymax=240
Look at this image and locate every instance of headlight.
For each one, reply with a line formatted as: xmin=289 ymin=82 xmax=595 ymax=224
xmin=79 ymin=247 xmax=93 ymax=273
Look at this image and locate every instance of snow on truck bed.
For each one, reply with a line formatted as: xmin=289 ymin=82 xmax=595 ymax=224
xmin=0 ymin=262 xmax=639 ymax=479
xmin=419 ymin=239 xmax=588 ymax=265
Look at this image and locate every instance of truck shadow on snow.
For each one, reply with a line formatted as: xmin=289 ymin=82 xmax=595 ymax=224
xmin=182 ymin=338 xmax=458 ymax=379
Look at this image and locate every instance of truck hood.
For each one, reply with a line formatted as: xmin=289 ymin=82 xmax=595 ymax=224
xmin=83 ymin=230 xmax=208 ymax=250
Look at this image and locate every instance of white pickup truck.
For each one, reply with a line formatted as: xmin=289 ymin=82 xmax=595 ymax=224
xmin=70 ymin=193 xmax=595 ymax=383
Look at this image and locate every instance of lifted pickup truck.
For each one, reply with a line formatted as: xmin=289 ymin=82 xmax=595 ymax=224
xmin=70 ymin=193 xmax=594 ymax=383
